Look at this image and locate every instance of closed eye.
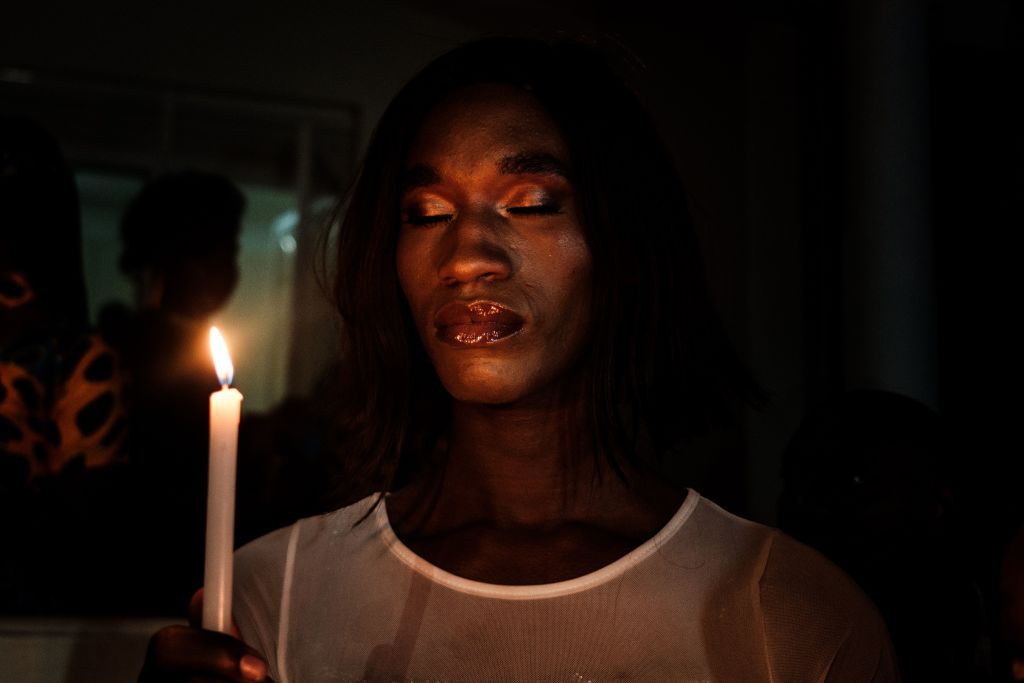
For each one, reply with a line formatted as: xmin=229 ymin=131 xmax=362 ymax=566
xmin=405 ymin=214 xmax=453 ymax=226
xmin=506 ymin=204 xmax=561 ymax=216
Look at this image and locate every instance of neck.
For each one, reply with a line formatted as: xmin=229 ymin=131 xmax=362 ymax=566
xmin=390 ymin=391 xmax=683 ymax=537
xmin=442 ymin=397 xmax=592 ymax=527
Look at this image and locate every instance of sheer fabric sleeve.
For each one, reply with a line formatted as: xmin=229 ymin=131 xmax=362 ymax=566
xmin=233 ymin=523 xmax=295 ymax=680
xmin=758 ymin=531 xmax=901 ymax=682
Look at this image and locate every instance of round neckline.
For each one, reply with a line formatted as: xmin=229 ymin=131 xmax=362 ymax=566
xmin=375 ymin=488 xmax=700 ymax=600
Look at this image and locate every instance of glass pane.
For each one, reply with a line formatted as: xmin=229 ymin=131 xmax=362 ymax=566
xmin=215 ymin=184 xmax=297 ymax=413
xmin=77 ymin=170 xmax=143 ymax=319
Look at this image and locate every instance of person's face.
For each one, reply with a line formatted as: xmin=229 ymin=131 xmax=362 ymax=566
xmin=162 ymin=235 xmax=240 ymax=319
xmin=396 ymin=83 xmax=592 ymax=406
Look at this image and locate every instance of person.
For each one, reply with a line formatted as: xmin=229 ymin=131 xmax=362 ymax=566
xmin=101 ymin=170 xmax=244 ymax=466
xmin=1 ymin=117 xmax=129 ymax=613
xmin=99 ymin=170 xmax=246 ymax=613
xmin=0 ymin=116 xmax=126 ymax=482
xmin=140 ymin=38 xmax=898 ymax=681
xmin=778 ymin=390 xmax=988 ymax=680
xmin=999 ymin=523 xmax=1024 ymax=681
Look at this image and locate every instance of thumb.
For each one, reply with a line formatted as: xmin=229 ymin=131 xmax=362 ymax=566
xmin=188 ymin=588 xmax=203 ymax=628
xmin=188 ymin=587 xmax=241 ymax=637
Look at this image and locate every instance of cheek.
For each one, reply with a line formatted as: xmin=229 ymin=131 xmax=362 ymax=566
xmin=520 ymin=230 xmax=592 ymax=356
xmin=557 ymin=238 xmax=594 ymax=353
xmin=550 ymin=231 xmax=592 ymax=314
xmin=553 ymin=212 xmax=592 ymax=270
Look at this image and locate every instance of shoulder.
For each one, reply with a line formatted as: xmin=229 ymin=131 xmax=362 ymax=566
xmin=235 ymin=494 xmax=381 ymax=588
xmin=232 ymin=495 xmax=381 ymax=662
xmin=756 ymin=527 xmax=900 ymax=681
xmin=236 ymin=495 xmax=381 ymax=571
xmin=682 ymin=496 xmax=899 ymax=682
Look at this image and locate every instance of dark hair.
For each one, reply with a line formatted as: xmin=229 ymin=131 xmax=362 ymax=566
xmin=331 ymin=37 xmax=760 ymax=502
xmin=120 ymin=170 xmax=244 ymax=275
xmin=0 ymin=116 xmax=87 ymax=326
xmin=119 ymin=170 xmax=245 ymax=316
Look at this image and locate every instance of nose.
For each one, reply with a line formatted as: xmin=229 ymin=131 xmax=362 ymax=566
xmin=437 ymin=210 xmax=513 ymax=286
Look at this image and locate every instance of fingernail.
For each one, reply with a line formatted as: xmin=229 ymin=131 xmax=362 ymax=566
xmin=239 ymin=654 xmax=267 ymax=681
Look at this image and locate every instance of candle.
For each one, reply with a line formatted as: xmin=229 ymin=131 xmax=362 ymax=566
xmin=204 ymin=326 xmax=243 ymax=633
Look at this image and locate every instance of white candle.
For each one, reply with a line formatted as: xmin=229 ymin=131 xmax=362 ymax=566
xmin=204 ymin=326 xmax=243 ymax=633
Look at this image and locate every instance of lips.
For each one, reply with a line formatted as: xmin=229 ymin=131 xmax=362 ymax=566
xmin=434 ymin=300 xmax=525 ymax=346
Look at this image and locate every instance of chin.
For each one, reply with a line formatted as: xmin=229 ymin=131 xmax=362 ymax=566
xmin=443 ymin=378 xmax=527 ymax=406
xmin=437 ymin=360 xmax=537 ymax=406
xmin=448 ymin=391 xmax=518 ymax=406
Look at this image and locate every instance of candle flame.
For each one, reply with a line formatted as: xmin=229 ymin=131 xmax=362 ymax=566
xmin=209 ymin=326 xmax=234 ymax=387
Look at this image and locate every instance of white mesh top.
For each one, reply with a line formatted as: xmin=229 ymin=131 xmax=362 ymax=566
xmin=233 ymin=491 xmax=899 ymax=682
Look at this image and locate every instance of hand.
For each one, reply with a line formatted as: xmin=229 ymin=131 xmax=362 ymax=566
xmin=138 ymin=588 xmax=275 ymax=683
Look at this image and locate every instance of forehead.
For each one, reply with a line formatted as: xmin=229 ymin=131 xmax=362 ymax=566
xmin=406 ymin=83 xmax=568 ymax=169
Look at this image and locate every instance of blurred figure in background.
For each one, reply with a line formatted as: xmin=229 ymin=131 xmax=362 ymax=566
xmin=100 ymin=170 xmax=245 ymax=613
xmin=101 ymin=170 xmax=243 ymax=474
xmin=999 ymin=524 xmax=1024 ymax=681
xmin=779 ymin=390 xmax=989 ymax=681
xmin=0 ymin=116 xmax=128 ymax=612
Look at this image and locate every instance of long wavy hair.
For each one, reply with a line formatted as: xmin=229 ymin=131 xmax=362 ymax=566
xmin=330 ymin=37 xmax=760 ymax=504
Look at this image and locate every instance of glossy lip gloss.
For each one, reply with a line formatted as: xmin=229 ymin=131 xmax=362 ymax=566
xmin=434 ymin=300 xmax=525 ymax=346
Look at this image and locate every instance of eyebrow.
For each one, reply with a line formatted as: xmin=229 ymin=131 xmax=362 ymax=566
xmin=400 ymin=152 xmax=570 ymax=193
xmin=498 ymin=152 xmax=569 ymax=178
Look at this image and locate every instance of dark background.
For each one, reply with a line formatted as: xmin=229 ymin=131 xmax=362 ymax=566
xmin=1 ymin=0 xmax=1019 ymax=554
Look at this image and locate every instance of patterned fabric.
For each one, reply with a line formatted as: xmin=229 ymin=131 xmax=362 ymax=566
xmin=0 ymin=332 xmax=126 ymax=479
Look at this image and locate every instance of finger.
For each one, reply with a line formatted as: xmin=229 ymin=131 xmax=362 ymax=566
xmin=141 ymin=625 xmax=270 ymax=682
xmin=189 ymin=587 xmax=242 ymax=637
xmin=179 ymin=677 xmax=277 ymax=683
xmin=189 ymin=588 xmax=204 ymax=628
xmin=144 ymin=671 xmax=276 ymax=683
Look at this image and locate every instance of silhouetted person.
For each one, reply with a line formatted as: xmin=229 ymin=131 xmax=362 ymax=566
xmin=102 ymin=171 xmax=243 ymax=454
xmin=100 ymin=170 xmax=244 ymax=614
xmin=999 ymin=524 xmax=1024 ymax=681
xmin=779 ymin=390 xmax=988 ymax=681
xmin=0 ymin=116 xmax=129 ymax=612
